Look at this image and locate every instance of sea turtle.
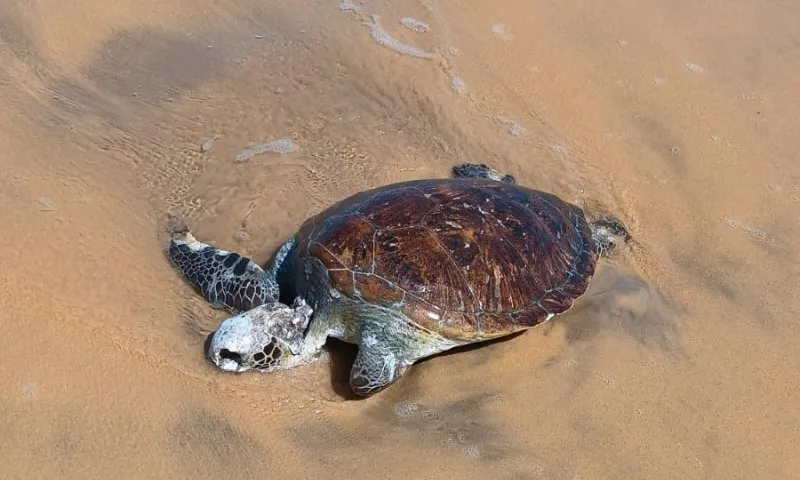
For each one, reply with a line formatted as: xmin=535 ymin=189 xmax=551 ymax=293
xmin=167 ymin=163 xmax=629 ymax=397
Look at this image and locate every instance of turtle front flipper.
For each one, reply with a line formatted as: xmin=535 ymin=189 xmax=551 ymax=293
xmin=452 ymin=162 xmax=516 ymax=184
xmin=349 ymin=321 xmax=412 ymax=397
xmin=168 ymin=230 xmax=279 ymax=312
xmin=350 ymin=347 xmax=408 ymax=397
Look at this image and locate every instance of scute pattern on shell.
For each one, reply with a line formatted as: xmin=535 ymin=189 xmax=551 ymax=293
xmin=296 ymin=179 xmax=596 ymax=340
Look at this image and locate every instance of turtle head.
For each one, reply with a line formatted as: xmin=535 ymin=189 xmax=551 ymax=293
xmin=207 ymin=298 xmax=313 ymax=373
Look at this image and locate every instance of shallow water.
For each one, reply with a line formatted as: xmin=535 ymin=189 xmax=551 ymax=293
xmin=2 ymin=0 xmax=799 ymax=478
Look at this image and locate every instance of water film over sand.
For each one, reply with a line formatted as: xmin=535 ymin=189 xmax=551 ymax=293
xmin=1 ymin=0 xmax=799 ymax=478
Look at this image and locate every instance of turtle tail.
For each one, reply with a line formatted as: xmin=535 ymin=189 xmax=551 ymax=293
xmin=589 ymin=215 xmax=631 ymax=257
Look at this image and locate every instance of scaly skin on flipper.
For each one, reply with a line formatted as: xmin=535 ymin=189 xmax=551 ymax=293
xmin=453 ymin=162 xmax=516 ymax=184
xmin=350 ymin=335 xmax=406 ymax=396
xmin=342 ymin=303 xmax=463 ymax=395
xmin=168 ymin=230 xmax=280 ymax=312
xmin=589 ymin=216 xmax=631 ymax=256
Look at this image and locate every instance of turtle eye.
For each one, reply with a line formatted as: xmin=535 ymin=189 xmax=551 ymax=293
xmin=219 ymin=349 xmax=242 ymax=364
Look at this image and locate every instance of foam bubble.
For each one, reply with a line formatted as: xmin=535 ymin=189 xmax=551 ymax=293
xmin=496 ymin=115 xmax=525 ymax=136
xmin=550 ymin=144 xmax=567 ymax=154
xmin=508 ymin=123 xmax=525 ymax=136
xmin=463 ymin=444 xmax=481 ymax=457
xmin=339 ymin=0 xmax=361 ymax=13
xmin=21 ymin=382 xmax=35 ymax=398
xmin=369 ymin=15 xmax=434 ymax=59
xmin=685 ymin=63 xmax=704 ymax=73
xmin=450 ymin=76 xmax=467 ymax=93
xmin=235 ymin=138 xmax=299 ymax=162
xmin=723 ymin=216 xmax=768 ymax=240
xmin=393 ymin=401 xmax=419 ymax=417
xmin=399 ymin=17 xmax=430 ymax=33
xmin=491 ymin=23 xmax=513 ymax=40
xmin=200 ymin=137 xmax=214 ymax=153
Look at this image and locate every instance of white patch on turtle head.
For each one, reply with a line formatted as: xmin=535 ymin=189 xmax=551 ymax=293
xmin=208 ymin=314 xmax=258 ymax=372
xmin=208 ymin=301 xmax=310 ymax=372
xmin=362 ymin=334 xmax=380 ymax=348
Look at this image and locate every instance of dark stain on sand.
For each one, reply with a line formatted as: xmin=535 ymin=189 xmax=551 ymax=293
xmin=0 ymin=10 xmax=38 ymax=59
xmin=169 ymin=408 xmax=264 ymax=478
xmin=635 ymin=115 xmax=687 ymax=175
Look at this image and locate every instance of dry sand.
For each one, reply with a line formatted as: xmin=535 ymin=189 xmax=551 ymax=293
xmin=1 ymin=0 xmax=799 ymax=478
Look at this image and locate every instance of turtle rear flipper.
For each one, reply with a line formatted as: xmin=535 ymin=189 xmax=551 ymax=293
xmin=589 ymin=216 xmax=631 ymax=256
xmin=168 ymin=230 xmax=279 ymax=313
xmin=452 ymin=162 xmax=516 ymax=184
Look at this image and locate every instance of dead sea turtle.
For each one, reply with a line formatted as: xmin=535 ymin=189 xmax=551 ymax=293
xmin=167 ymin=163 xmax=629 ymax=397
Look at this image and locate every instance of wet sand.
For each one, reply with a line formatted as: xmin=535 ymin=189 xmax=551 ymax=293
xmin=2 ymin=0 xmax=799 ymax=478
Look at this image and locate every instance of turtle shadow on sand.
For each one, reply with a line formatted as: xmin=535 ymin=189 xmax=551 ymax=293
xmin=561 ymin=266 xmax=684 ymax=354
xmin=319 ymin=338 xmax=361 ymax=398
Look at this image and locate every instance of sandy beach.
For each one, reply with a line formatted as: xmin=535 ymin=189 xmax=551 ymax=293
xmin=2 ymin=0 xmax=799 ymax=478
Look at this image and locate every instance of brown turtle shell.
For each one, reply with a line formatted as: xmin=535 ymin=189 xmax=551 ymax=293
xmin=296 ymin=179 xmax=596 ymax=341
